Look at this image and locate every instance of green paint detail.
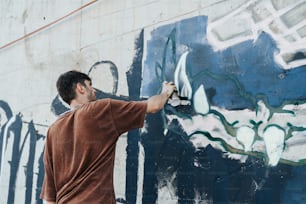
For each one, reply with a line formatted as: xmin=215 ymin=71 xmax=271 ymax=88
xmin=153 ymin=27 xmax=306 ymax=167
xmin=155 ymin=28 xmax=177 ymax=85
xmin=209 ymin=109 xmax=238 ymax=136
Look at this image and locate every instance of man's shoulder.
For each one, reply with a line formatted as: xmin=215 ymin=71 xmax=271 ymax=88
xmin=86 ymin=98 xmax=112 ymax=108
xmin=48 ymin=111 xmax=72 ymax=129
xmin=88 ymin=98 xmax=138 ymax=108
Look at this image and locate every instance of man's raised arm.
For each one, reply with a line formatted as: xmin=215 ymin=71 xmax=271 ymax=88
xmin=146 ymin=81 xmax=176 ymax=113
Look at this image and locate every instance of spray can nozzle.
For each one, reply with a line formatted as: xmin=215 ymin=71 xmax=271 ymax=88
xmin=168 ymin=91 xmax=190 ymax=106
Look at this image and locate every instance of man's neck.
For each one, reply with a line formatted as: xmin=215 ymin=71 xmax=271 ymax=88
xmin=70 ymin=100 xmax=84 ymax=110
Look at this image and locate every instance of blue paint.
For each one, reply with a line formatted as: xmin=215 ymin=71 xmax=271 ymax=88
xmin=51 ymin=96 xmax=69 ymax=116
xmin=0 ymin=100 xmax=13 ymax=175
xmin=143 ymin=16 xmax=306 ymax=110
xmin=281 ymin=165 xmax=306 ymax=202
xmin=0 ymin=100 xmax=13 ymax=119
xmin=25 ymin=122 xmax=37 ymax=204
xmin=141 ymin=16 xmax=208 ymax=97
xmin=141 ymin=15 xmax=306 ymax=203
xmin=125 ymin=30 xmax=144 ymax=204
xmin=36 ymin=150 xmax=44 ymax=204
xmin=141 ymin=113 xmax=165 ymax=204
xmin=7 ymin=114 xmax=22 ymax=204
xmin=187 ymin=32 xmax=306 ymax=109
xmin=0 ymin=101 xmax=45 ymax=204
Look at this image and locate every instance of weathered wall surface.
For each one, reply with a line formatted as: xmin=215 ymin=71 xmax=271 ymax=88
xmin=1 ymin=0 xmax=306 ymax=203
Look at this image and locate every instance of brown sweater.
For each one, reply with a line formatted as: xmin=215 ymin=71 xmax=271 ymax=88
xmin=40 ymin=99 xmax=147 ymax=203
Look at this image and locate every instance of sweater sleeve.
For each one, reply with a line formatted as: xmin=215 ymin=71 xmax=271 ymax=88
xmin=110 ymin=99 xmax=147 ymax=135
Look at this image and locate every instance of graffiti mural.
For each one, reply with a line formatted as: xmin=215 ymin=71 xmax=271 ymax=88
xmin=141 ymin=9 xmax=306 ymax=204
xmin=0 ymin=54 xmax=143 ymax=204
xmin=0 ymin=101 xmax=45 ymax=204
xmin=1 ymin=1 xmax=306 ymax=203
xmin=0 ymin=27 xmax=144 ymax=203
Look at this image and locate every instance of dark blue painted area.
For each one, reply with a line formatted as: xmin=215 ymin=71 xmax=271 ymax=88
xmin=157 ymin=120 xmax=196 ymax=204
xmin=25 ymin=122 xmax=37 ymax=204
xmin=291 ymin=52 xmax=306 ymax=62
xmin=51 ymin=96 xmax=69 ymax=116
xmin=187 ymin=33 xmax=306 ymax=110
xmin=143 ymin=15 xmax=306 ymax=110
xmin=281 ymin=165 xmax=306 ymax=202
xmin=141 ymin=15 xmax=306 ymax=203
xmin=24 ymin=122 xmax=44 ymax=204
xmin=0 ymin=100 xmax=13 ymax=175
xmin=125 ymin=30 xmax=144 ymax=204
xmin=0 ymin=100 xmax=13 ymax=119
xmin=140 ymin=112 xmax=165 ymax=204
xmin=36 ymin=150 xmax=44 ymax=204
xmin=153 ymin=118 xmax=293 ymax=203
xmin=0 ymin=101 xmax=45 ymax=204
xmin=141 ymin=16 xmax=208 ymax=97
xmin=7 ymin=114 xmax=22 ymax=204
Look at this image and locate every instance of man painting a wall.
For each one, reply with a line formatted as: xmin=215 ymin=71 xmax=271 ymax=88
xmin=40 ymin=70 xmax=176 ymax=203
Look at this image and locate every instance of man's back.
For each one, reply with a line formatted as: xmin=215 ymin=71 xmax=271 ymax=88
xmin=41 ymin=99 xmax=147 ymax=203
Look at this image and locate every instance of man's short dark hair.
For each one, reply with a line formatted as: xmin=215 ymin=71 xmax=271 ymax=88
xmin=56 ymin=70 xmax=91 ymax=104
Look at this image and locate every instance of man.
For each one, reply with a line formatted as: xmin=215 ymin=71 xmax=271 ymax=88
xmin=40 ymin=70 xmax=176 ymax=204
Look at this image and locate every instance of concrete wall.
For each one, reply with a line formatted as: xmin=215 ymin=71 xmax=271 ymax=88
xmin=1 ymin=0 xmax=306 ymax=203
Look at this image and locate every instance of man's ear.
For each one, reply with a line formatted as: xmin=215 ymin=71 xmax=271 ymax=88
xmin=76 ymin=83 xmax=85 ymax=94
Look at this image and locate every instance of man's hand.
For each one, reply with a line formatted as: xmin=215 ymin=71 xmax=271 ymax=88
xmin=146 ymin=81 xmax=177 ymax=113
xmin=161 ymin=81 xmax=177 ymax=98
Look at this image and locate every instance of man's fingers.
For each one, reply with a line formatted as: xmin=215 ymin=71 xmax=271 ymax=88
xmin=162 ymin=81 xmax=177 ymax=94
xmin=163 ymin=81 xmax=175 ymax=85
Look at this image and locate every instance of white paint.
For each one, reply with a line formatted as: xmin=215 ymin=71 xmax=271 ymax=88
xmin=263 ymin=126 xmax=285 ymax=166
xmin=137 ymin=143 xmax=145 ymax=204
xmin=174 ymin=52 xmax=192 ymax=99
xmin=206 ymin=0 xmax=306 ymax=69
xmin=236 ymin=126 xmax=255 ymax=152
xmin=113 ymin=135 xmax=127 ymax=200
xmin=193 ymin=84 xmax=210 ymax=115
